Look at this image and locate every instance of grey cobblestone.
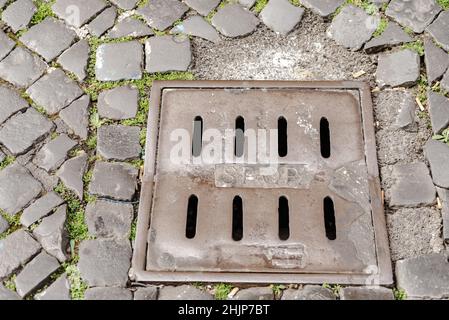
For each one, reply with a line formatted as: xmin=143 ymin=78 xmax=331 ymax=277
xmin=0 ymin=163 xmax=42 ymax=215
xmin=21 ymin=191 xmax=64 ymax=228
xmin=20 ymin=17 xmax=76 ymax=62
xmin=78 ymin=239 xmax=131 ymax=287
xmin=0 ymin=230 xmax=41 ymax=280
xmin=15 ymin=251 xmax=60 ymax=298
xmin=0 ymin=47 xmax=47 ymax=88
xmin=1 ymin=0 xmax=36 ymax=33
xmin=26 ymin=68 xmax=83 ymax=115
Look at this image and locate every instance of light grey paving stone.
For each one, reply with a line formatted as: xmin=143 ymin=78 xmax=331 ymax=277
xmin=238 ymin=0 xmax=256 ymax=8
xmin=87 ymin=6 xmax=117 ymax=37
xmin=427 ymin=10 xmax=449 ymax=52
xmin=0 ymin=47 xmax=47 ymax=88
xmin=2 ymin=0 xmax=37 ymax=32
xmin=0 ymin=230 xmax=41 ymax=280
xmin=442 ymin=69 xmax=449 ymax=92
xmin=0 ymin=150 xmax=4 ymax=163
xmin=145 ymin=35 xmax=191 ymax=73
xmin=15 ymin=251 xmax=60 ymax=298
xmin=0 ymin=0 xmax=6 ymax=7
xmin=395 ymin=91 xmax=417 ymax=132
xmin=33 ymin=205 xmax=68 ymax=263
xmin=159 ymin=285 xmax=213 ymax=300
xmin=0 ymin=108 xmax=53 ymax=156
xmin=59 ymin=95 xmax=90 ymax=140
xmin=376 ymin=49 xmax=420 ymax=88
xmin=387 ymin=206 xmax=444 ymax=261
xmin=212 ymin=4 xmax=259 ymax=38
xmin=184 ymin=0 xmax=220 ymax=16
xmin=97 ymin=85 xmax=138 ymax=120
xmin=171 ymin=16 xmax=220 ymax=43
xmin=436 ymin=187 xmax=449 ymax=242
xmin=109 ymin=0 xmax=138 ymax=10
xmin=386 ymin=0 xmax=441 ymax=33
xmin=425 ymin=139 xmax=449 ymax=189
xmin=78 ymin=239 xmax=131 ymax=287
xmin=85 ymin=287 xmax=133 ymax=300
xmin=88 ymin=161 xmax=138 ymax=201
xmin=232 ymin=287 xmax=274 ymax=300
xmin=424 ymin=37 xmax=449 ymax=84
xmin=21 ymin=192 xmax=64 ymax=228
xmin=396 ymin=253 xmax=449 ymax=299
xmin=364 ymin=22 xmax=413 ymax=53
xmin=34 ymin=274 xmax=70 ymax=300
xmin=281 ymin=285 xmax=336 ymax=300
xmin=0 ymin=85 xmax=28 ymax=125
xmin=0 ymin=215 xmax=8 ymax=234
xmin=107 ymin=17 xmax=154 ymax=39
xmin=52 ymin=0 xmax=108 ymax=28
xmin=25 ymin=162 xmax=59 ymax=193
xmin=137 ymin=0 xmax=188 ymax=31
xmin=300 ymin=0 xmax=345 ymax=17
xmin=134 ymin=286 xmax=158 ymax=300
xmin=33 ymin=134 xmax=77 ymax=172
xmin=57 ymin=40 xmax=89 ymax=82
xmin=26 ymin=69 xmax=83 ymax=115
xmin=0 ymin=163 xmax=42 ymax=215
xmin=388 ymin=162 xmax=436 ymax=207
xmin=428 ymin=90 xmax=449 ymax=135
xmin=97 ymin=125 xmax=141 ymax=161
xmin=260 ymin=0 xmax=304 ymax=35
xmin=95 ymin=41 xmax=143 ymax=81
xmin=0 ymin=284 xmax=21 ymax=300
xmin=20 ymin=17 xmax=77 ymax=62
xmin=339 ymin=287 xmax=394 ymax=300
xmin=56 ymin=152 xmax=87 ymax=200
xmin=327 ymin=5 xmax=379 ymax=51
xmin=0 ymin=30 xmax=15 ymax=61
xmin=85 ymin=199 xmax=133 ymax=239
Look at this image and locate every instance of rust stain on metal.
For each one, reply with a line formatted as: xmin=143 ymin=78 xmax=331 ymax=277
xmin=131 ymin=80 xmax=393 ymax=285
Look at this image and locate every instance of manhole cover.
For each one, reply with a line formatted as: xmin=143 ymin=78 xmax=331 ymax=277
xmin=131 ymin=81 xmax=392 ymax=285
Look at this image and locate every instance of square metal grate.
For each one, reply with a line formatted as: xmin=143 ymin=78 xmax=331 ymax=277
xmin=131 ymin=81 xmax=393 ymax=285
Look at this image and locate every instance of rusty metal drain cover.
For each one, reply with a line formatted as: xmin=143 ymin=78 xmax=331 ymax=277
xmin=131 ymin=81 xmax=392 ymax=285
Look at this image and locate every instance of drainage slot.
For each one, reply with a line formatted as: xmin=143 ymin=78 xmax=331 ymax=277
xmin=235 ymin=116 xmax=245 ymax=157
xmin=320 ymin=117 xmax=331 ymax=158
xmin=192 ymin=116 xmax=203 ymax=157
xmin=232 ymin=196 xmax=243 ymax=241
xmin=278 ymin=196 xmax=290 ymax=241
xmin=278 ymin=116 xmax=288 ymax=157
xmin=324 ymin=196 xmax=336 ymax=240
xmin=185 ymin=195 xmax=198 ymax=239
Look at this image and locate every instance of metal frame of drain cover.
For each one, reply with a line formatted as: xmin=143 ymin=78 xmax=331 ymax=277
xmin=130 ymin=80 xmax=393 ymax=285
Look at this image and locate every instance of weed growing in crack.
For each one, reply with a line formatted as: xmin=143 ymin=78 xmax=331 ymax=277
xmin=0 ymin=155 xmax=15 ymax=170
xmin=346 ymin=0 xmax=378 ymax=14
xmin=417 ymin=74 xmax=429 ymax=106
xmin=433 ymin=128 xmax=449 ymax=146
xmin=214 ymin=283 xmax=234 ymax=300
xmin=0 ymin=210 xmax=21 ymax=239
xmin=373 ymin=17 xmax=388 ymax=37
xmin=31 ymin=0 xmax=56 ymax=26
xmin=270 ymin=284 xmax=286 ymax=296
xmin=437 ymin=0 xmax=449 ymax=10
xmin=322 ymin=283 xmax=342 ymax=297
xmin=393 ymin=288 xmax=407 ymax=300
xmin=253 ymin=0 xmax=269 ymax=13
xmin=3 ymin=274 xmax=17 ymax=292
xmin=64 ymin=264 xmax=88 ymax=300
xmin=402 ymin=40 xmax=425 ymax=56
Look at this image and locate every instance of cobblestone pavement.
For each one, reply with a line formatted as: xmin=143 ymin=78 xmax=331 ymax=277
xmin=1 ymin=0 xmax=449 ymax=300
